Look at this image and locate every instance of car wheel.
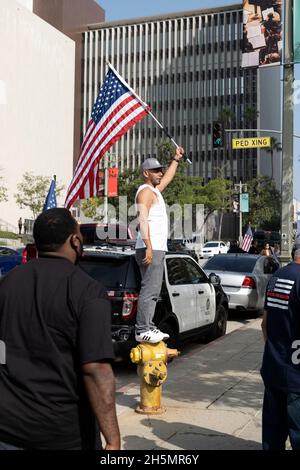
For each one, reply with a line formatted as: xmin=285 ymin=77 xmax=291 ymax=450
xmin=158 ymin=321 xmax=179 ymax=349
xmin=206 ymin=304 xmax=228 ymax=342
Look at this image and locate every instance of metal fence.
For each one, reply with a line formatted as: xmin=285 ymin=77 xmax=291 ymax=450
xmin=0 ymin=219 xmax=18 ymax=234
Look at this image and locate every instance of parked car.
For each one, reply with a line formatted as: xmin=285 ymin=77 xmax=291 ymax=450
xmin=167 ymin=239 xmax=197 ymax=261
xmin=201 ymin=241 xmax=229 ymax=259
xmin=0 ymin=246 xmax=22 ymax=275
xmin=79 ymin=246 xmax=229 ymax=357
xmin=203 ymin=253 xmax=279 ymax=313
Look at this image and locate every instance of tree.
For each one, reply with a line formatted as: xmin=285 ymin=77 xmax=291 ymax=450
xmin=243 ymin=106 xmax=259 ymax=128
xmin=198 ymin=179 xmax=233 ymax=239
xmin=0 ymin=171 xmax=8 ymax=204
xmin=14 ymin=172 xmax=64 ymax=219
xmin=243 ymin=176 xmax=281 ymax=230
xmin=265 ymin=137 xmax=282 ymax=180
xmin=218 ymin=107 xmax=235 ymax=126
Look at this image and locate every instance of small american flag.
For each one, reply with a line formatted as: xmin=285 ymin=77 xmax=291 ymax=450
xmin=241 ymin=226 xmax=253 ymax=252
xmin=65 ymin=66 xmax=149 ymax=208
xmin=266 ymin=276 xmax=294 ymax=310
xmin=43 ymin=179 xmax=57 ymax=211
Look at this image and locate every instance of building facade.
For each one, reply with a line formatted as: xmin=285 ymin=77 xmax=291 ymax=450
xmin=0 ymin=0 xmax=75 ymax=228
xmin=81 ymin=4 xmax=282 ymax=183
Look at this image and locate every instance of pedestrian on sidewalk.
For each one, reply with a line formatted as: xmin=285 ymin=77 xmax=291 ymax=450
xmin=135 ymin=147 xmax=185 ymax=343
xmin=18 ymin=217 xmax=22 ymax=235
xmin=0 ymin=208 xmax=120 ymax=450
xmin=261 ymin=248 xmax=300 ymax=450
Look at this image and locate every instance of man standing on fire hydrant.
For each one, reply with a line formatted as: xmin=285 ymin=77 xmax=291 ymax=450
xmin=134 ymin=146 xmax=185 ymax=344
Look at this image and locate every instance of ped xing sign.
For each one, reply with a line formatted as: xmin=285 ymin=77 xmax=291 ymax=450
xmin=232 ymin=137 xmax=271 ymax=149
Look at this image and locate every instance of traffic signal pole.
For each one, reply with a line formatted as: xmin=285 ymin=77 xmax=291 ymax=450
xmin=280 ymin=0 xmax=294 ymax=263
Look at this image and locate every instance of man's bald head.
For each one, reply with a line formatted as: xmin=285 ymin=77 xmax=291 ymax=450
xmin=293 ymin=248 xmax=300 ymax=262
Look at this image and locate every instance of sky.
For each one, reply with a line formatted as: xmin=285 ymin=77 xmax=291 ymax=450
xmin=97 ymin=1 xmax=300 ymax=201
xmin=97 ymin=0 xmax=234 ymax=22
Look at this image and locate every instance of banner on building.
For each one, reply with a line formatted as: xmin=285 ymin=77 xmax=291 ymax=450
xmin=240 ymin=193 xmax=249 ymax=213
xmin=242 ymin=0 xmax=282 ymax=68
xmin=108 ymin=168 xmax=119 ymax=197
xmin=294 ymin=1 xmax=300 ymax=63
xmin=97 ymin=171 xmax=105 ymax=197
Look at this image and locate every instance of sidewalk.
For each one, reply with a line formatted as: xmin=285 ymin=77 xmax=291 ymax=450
xmin=116 ymin=319 xmax=264 ymax=450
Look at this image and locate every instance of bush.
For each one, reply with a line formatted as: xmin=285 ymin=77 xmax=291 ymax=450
xmin=0 ymin=231 xmax=19 ymax=240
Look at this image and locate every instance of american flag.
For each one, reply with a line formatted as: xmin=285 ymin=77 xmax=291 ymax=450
xmin=241 ymin=226 xmax=253 ymax=252
xmin=43 ymin=179 xmax=57 ymax=211
xmin=266 ymin=276 xmax=294 ymax=310
xmin=65 ymin=66 xmax=149 ymax=209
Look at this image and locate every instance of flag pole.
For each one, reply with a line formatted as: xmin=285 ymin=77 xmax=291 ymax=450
xmin=107 ymin=62 xmax=192 ymax=164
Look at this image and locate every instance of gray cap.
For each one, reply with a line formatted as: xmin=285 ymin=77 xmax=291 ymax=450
xmin=141 ymin=158 xmax=163 ymax=171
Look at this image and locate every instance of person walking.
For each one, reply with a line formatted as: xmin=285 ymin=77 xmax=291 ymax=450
xmin=261 ymin=248 xmax=300 ymax=450
xmin=135 ymin=147 xmax=185 ymax=343
xmin=0 ymin=208 xmax=120 ymax=450
xmin=18 ymin=217 xmax=22 ymax=235
xmin=260 ymin=242 xmax=273 ymax=256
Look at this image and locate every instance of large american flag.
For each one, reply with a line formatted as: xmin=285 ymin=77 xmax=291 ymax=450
xmin=65 ymin=66 xmax=149 ymax=209
xmin=266 ymin=276 xmax=294 ymax=310
xmin=241 ymin=226 xmax=253 ymax=252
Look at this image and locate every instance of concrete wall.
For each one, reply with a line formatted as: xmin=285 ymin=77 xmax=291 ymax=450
xmin=0 ymin=0 xmax=75 ymax=227
xmin=16 ymin=0 xmax=33 ymax=11
xmin=258 ymin=66 xmax=282 ymax=189
xmin=32 ymin=0 xmax=105 ymax=168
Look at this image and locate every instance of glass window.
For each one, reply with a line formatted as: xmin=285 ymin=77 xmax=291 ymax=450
xmin=184 ymin=258 xmax=208 ymax=284
xmin=166 ymin=258 xmax=190 ymax=285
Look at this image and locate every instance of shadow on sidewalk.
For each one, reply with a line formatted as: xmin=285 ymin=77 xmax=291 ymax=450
xmin=122 ymin=418 xmax=261 ymax=450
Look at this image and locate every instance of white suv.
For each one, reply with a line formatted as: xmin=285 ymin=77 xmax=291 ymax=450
xmin=201 ymin=241 xmax=229 ymax=259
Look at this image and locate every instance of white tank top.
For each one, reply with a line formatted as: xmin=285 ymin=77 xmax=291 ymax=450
xmin=135 ymin=184 xmax=168 ymax=251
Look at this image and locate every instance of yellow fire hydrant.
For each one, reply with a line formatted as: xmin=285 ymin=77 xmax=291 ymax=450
xmin=130 ymin=341 xmax=179 ymax=414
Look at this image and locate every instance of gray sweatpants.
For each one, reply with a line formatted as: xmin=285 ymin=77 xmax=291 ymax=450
xmin=135 ymin=249 xmax=165 ymax=333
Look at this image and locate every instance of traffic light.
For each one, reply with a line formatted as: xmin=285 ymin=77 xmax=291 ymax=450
xmin=212 ymin=121 xmax=224 ymax=148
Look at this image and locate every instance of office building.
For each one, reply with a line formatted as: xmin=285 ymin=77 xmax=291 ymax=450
xmin=83 ymin=4 xmax=281 ymax=185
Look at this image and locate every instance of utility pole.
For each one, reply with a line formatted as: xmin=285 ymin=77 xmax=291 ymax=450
xmin=234 ymin=181 xmax=248 ymax=244
xmin=280 ymin=0 xmax=294 ymax=263
xmin=103 ymin=154 xmax=108 ymax=224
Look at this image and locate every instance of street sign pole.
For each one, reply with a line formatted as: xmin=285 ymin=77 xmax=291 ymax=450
xmin=280 ymin=0 xmax=294 ymax=264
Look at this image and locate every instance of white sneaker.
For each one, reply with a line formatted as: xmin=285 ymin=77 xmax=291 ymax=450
xmin=151 ymin=328 xmax=170 ymax=341
xmin=135 ymin=329 xmax=169 ymax=343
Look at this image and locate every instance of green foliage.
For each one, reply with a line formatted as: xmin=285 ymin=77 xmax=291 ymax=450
xmin=0 ymin=231 xmax=19 ymax=240
xmin=243 ymin=106 xmax=259 ymax=124
xmin=81 ymin=197 xmax=103 ymax=221
xmin=0 ymin=171 xmax=8 ymax=204
xmin=14 ymin=172 xmax=64 ymax=219
xmin=243 ymin=176 xmax=281 ymax=230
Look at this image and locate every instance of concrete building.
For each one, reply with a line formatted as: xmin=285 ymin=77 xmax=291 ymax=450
xmin=0 ymin=0 xmax=75 ymax=228
xmin=83 ymin=4 xmax=281 ymax=184
xmin=0 ymin=0 xmax=104 ymax=228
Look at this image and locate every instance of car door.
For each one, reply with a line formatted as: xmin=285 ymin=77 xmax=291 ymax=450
xmin=220 ymin=242 xmax=227 ymax=254
xmin=165 ymin=256 xmax=197 ymax=332
xmin=0 ymin=248 xmax=15 ymax=274
xmin=183 ymin=257 xmax=216 ymax=327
